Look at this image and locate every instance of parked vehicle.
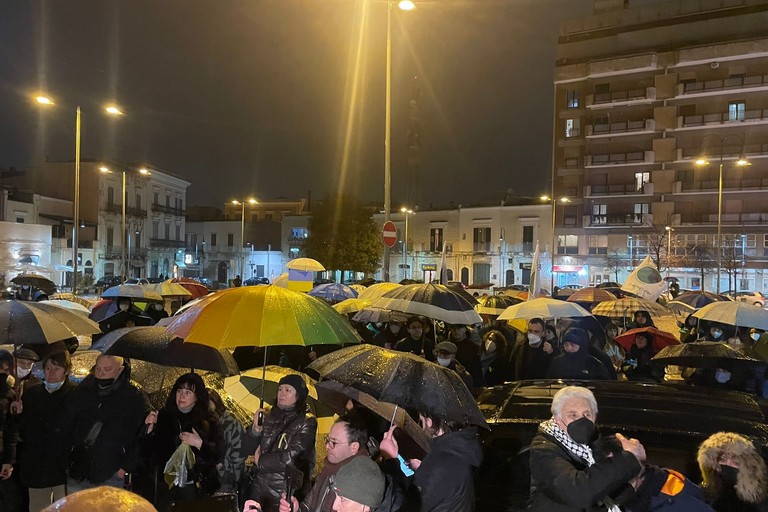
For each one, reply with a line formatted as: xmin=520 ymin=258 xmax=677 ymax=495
xmin=728 ymin=290 xmax=766 ymax=307
xmin=94 ymin=275 xmax=123 ymax=291
xmin=123 ymin=277 xmax=150 ymax=285
xmin=243 ymin=277 xmax=269 ymax=286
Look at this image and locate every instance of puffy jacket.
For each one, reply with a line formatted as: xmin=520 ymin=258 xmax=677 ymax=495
xmin=245 ymin=405 xmax=317 ymax=512
xmin=527 ymin=432 xmax=641 ymax=511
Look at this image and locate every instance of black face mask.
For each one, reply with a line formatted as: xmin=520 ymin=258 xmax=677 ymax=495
xmin=720 ymin=464 xmax=739 ymax=487
xmin=567 ymin=417 xmax=597 ymax=445
xmin=95 ymin=377 xmax=116 ymax=389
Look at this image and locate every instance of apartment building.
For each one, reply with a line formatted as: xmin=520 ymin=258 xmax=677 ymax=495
xmin=553 ymin=0 xmax=768 ymax=292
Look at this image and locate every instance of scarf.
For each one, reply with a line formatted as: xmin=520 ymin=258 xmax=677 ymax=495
xmin=540 ymin=418 xmax=595 ymax=466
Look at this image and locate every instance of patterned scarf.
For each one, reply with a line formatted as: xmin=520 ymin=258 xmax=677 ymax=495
xmin=540 ymin=418 xmax=595 ymax=466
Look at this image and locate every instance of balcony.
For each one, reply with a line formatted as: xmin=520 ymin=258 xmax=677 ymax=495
xmin=584 ymin=213 xmax=650 ymax=227
xmin=103 ymin=248 xmax=148 ymax=261
xmin=66 ymin=239 xmax=95 ymax=249
xmin=675 ymin=74 xmax=768 ymax=99
xmin=674 ymin=179 xmax=768 ymax=193
xmin=473 ymin=242 xmax=492 ymax=254
xmin=680 ymin=212 xmax=768 ymax=225
xmin=102 ymin=204 xmax=148 ymax=218
xmin=676 ymin=109 xmax=768 ymax=131
xmin=675 ymin=144 xmax=768 ymax=163
xmin=584 ymin=182 xmax=654 ymax=197
xmin=151 ymin=204 xmax=185 ymax=216
xmin=586 ymin=87 xmax=656 ymax=109
xmin=585 ymin=150 xmax=654 ymax=168
xmin=149 ymin=238 xmax=186 ymax=248
xmin=586 ymin=119 xmax=655 ymax=138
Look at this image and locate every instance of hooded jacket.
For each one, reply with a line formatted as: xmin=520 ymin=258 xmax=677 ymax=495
xmin=547 ymin=329 xmax=611 ymax=381
xmin=697 ymin=432 xmax=768 ymax=511
xmin=409 ymin=426 xmax=483 ymax=512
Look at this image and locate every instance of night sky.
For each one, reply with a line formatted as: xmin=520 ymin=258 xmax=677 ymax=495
xmin=0 ymin=0 xmax=596 ymax=209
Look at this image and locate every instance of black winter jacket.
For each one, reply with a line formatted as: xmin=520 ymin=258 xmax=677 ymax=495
xmin=527 ymin=432 xmax=641 ymax=511
xmin=408 ymin=426 xmax=483 ymax=512
xmin=244 ymin=405 xmax=317 ymax=512
xmin=17 ymin=380 xmax=75 ymax=488
xmin=61 ymin=371 xmax=151 ymax=484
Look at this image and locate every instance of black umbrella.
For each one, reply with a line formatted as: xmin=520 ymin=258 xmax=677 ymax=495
xmin=475 ymin=295 xmax=523 ymax=316
xmin=651 ymin=341 xmax=764 ymax=370
xmin=97 ymin=310 xmax=153 ymax=332
xmin=90 ymin=326 xmax=239 ymax=375
xmin=0 ymin=300 xmax=101 ymax=345
xmin=308 ymin=344 xmax=488 ymax=428
xmin=11 ymin=273 xmax=57 ymax=295
xmin=371 ymin=283 xmax=482 ymax=325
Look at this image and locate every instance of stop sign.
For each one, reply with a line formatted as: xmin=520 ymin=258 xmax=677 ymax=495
xmin=381 ymin=220 xmax=398 ymax=248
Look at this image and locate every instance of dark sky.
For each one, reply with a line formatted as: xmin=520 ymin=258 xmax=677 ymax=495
xmin=0 ymin=0 xmax=595 ymax=209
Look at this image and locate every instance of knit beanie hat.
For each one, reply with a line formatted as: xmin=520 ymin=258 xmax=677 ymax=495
xmin=333 ymin=456 xmax=385 ymax=508
xmin=562 ymin=328 xmax=589 ymax=349
xmin=278 ymin=374 xmax=309 ymax=401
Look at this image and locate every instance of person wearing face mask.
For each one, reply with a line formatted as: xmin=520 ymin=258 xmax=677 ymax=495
xmin=373 ymin=322 xmax=403 ymax=350
xmin=512 ymin=318 xmax=556 ymax=381
xmin=60 ymin=354 xmax=151 ymax=493
xmin=547 ymin=328 xmax=612 ymax=381
xmin=447 ymin=324 xmax=485 ymax=388
xmin=12 ymin=351 xmax=75 ymax=511
xmin=13 ymin=347 xmax=41 ymax=390
xmin=143 ymin=373 xmax=224 ymax=510
xmin=706 ymin=324 xmax=728 ymax=342
xmin=144 ymin=301 xmax=169 ymax=325
xmin=433 ymin=342 xmax=476 ymax=395
xmin=622 ymin=332 xmax=661 ymax=382
xmin=528 ymin=386 xmax=646 ymax=512
xmin=698 ymin=432 xmax=768 ymax=511
xmin=395 ymin=317 xmax=435 ymax=361
xmin=480 ymin=331 xmax=509 ymax=386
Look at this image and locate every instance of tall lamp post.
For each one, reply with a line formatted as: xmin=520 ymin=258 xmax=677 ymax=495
xmin=382 ymin=0 xmax=415 ymax=282
xmin=35 ymin=95 xmax=124 ymax=293
xmin=541 ymin=194 xmax=571 ymax=291
xmin=665 ymin=225 xmax=674 ymax=281
xmin=400 ymin=207 xmax=414 ymax=279
xmin=694 ymin=134 xmax=750 ymax=294
xmin=231 ymin=198 xmax=258 ymax=279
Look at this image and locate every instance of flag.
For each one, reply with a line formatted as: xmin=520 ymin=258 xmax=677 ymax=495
xmin=621 ymin=255 xmax=666 ymax=301
xmin=528 ymin=241 xmax=541 ymax=301
xmin=439 ymin=242 xmax=448 ymax=285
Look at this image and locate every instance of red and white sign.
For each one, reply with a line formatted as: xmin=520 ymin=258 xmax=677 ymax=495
xmin=382 ymin=221 xmax=398 ymax=248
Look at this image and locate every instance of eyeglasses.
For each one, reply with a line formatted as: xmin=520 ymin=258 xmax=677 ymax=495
xmin=323 ymin=435 xmax=349 ymax=449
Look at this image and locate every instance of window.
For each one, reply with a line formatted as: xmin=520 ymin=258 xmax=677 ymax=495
xmin=106 ymin=228 xmax=114 ymax=249
xmin=265 ymin=214 xmax=273 ymax=221
xmin=588 ymin=235 xmax=608 ymax=255
xmin=289 ymin=247 xmax=300 ymax=258
xmin=557 ymin=235 xmax=578 ymax=255
xmin=522 ymin=226 xmax=534 ymax=253
xmin=107 ymin=187 xmax=115 ymax=208
xmin=228 ymin=233 xmax=234 ymax=247
xmin=745 ymin=234 xmax=756 ymax=248
xmin=634 ymin=203 xmax=649 ymax=222
xmin=152 ymin=221 xmax=159 ymax=238
xmin=634 ymin=172 xmax=650 ymax=191
xmin=15 ymin=217 xmax=24 ymax=223
xmin=728 ymin=101 xmax=746 ymax=121
xmin=153 ymin=191 xmax=159 ymax=205
xmin=473 ymin=227 xmax=492 ymax=253
xmin=164 ymin=222 xmax=170 ymax=240
xmin=473 ymin=263 xmax=491 ymax=285
xmin=566 ymin=89 xmax=579 ymax=108
xmin=592 ymin=204 xmax=607 ymax=225
xmin=189 ymin=233 xmax=197 ymax=247
xmin=429 ymin=228 xmax=444 ymax=252
xmin=291 ymin=228 xmax=308 ymax=239
xmin=175 ymin=225 xmax=181 ymax=241
xmin=165 ymin=193 xmax=171 ymax=208
xmin=565 ymin=118 xmax=580 ymax=138
xmin=211 ymin=233 xmax=217 ymax=246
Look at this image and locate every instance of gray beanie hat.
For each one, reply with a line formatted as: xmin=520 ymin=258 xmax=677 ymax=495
xmin=333 ymin=457 xmax=385 ymax=508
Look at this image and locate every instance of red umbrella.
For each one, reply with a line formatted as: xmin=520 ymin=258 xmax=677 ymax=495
xmin=169 ymin=278 xmax=209 ymax=299
xmin=615 ymin=326 xmax=680 ymax=353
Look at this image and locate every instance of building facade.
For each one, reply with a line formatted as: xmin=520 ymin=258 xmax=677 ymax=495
xmin=553 ymin=0 xmax=768 ymax=292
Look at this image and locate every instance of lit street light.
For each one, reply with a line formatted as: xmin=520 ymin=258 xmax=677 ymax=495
xmin=665 ymin=225 xmax=674 ymax=281
xmin=400 ymin=207 xmax=414 ymax=279
xmin=541 ymin=194 xmax=571 ymax=290
xmin=231 ymin=198 xmax=258 ymax=279
xmin=694 ymin=133 xmax=750 ymax=293
xmin=35 ymin=94 xmax=124 ymax=292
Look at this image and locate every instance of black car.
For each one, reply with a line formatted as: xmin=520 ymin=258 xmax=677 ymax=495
xmin=475 ymin=380 xmax=768 ymax=511
xmin=94 ymin=275 xmax=123 ymax=291
xmin=243 ymin=277 xmax=270 ymax=286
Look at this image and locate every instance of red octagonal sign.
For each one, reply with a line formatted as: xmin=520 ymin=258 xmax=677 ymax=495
xmin=381 ymin=220 xmax=398 ymax=248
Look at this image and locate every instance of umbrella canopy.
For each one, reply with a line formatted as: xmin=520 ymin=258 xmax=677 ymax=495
xmin=651 ymin=341 xmax=764 ymax=370
xmin=308 ymin=283 xmax=358 ymax=302
xmin=168 ymin=278 xmax=209 ymax=299
xmin=165 ymin=284 xmax=362 ymax=349
xmin=352 ymin=308 xmax=409 ymax=324
xmin=371 ymin=283 xmax=482 ymax=325
xmin=286 ymin=258 xmax=326 ymax=272
xmin=39 ymin=299 xmax=91 ymax=315
xmin=0 ymin=301 xmax=101 ymax=345
xmin=101 ymin=284 xmax=163 ymax=302
xmin=146 ymin=282 xmax=193 ymax=298
xmin=314 ymin=379 xmax=430 ymax=454
xmin=591 ymin=297 xmax=669 ymax=318
xmin=692 ymin=301 xmax=768 ymax=330
xmin=11 ymin=273 xmax=56 ymax=295
xmin=552 ymin=287 xmax=579 ymax=299
xmin=667 ymin=291 xmax=729 ymax=313
xmin=475 ymin=295 xmax=523 ymax=316
xmin=50 ymin=293 xmax=93 ymax=309
xmin=358 ymin=282 xmax=402 ymax=302
xmin=333 ymin=298 xmax=371 ymax=315
xmin=566 ymin=287 xmax=617 ymax=304
xmin=614 ymin=326 xmax=681 ymax=353
xmin=90 ymin=326 xmax=239 ymax=375
xmin=272 ymin=272 xmax=289 ymax=288
xmin=348 ymin=284 xmax=367 ymax=295
xmin=308 ymin=344 xmax=488 ymax=428
xmin=497 ymin=298 xmax=592 ymax=321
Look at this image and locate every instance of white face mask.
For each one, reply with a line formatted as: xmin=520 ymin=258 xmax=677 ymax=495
xmin=752 ymin=333 xmax=761 ymax=342
xmin=44 ymin=380 xmax=65 ymax=393
xmin=527 ymin=333 xmax=542 ymax=347
xmin=715 ymin=369 xmax=731 ymax=384
xmin=119 ymin=302 xmax=130 ymax=312
xmin=436 ymin=357 xmax=452 ymax=367
xmin=711 ymin=329 xmax=723 ymax=339
xmin=16 ymin=367 xmax=31 ymax=379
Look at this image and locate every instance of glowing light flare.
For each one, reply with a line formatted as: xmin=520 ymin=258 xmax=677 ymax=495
xmin=35 ymin=95 xmax=54 ymax=106
xmin=695 ymin=158 xmax=709 ymax=166
xmin=398 ymin=0 xmax=415 ymax=10
xmin=104 ymin=105 xmax=124 ymax=116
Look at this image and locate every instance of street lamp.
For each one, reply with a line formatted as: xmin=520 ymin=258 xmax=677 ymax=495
xmin=382 ymin=0 xmax=415 ymax=282
xmin=35 ymin=94 xmax=124 ymax=293
xmin=231 ymin=198 xmax=258 ymax=279
xmin=694 ymin=133 xmax=750 ymax=293
xmin=665 ymin=226 xmax=674 ymax=281
xmin=541 ymin=194 xmax=571 ymax=290
xmin=400 ymin=207 xmax=414 ymax=279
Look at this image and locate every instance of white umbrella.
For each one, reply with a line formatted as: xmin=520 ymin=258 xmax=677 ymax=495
xmin=285 ymin=258 xmax=326 ymax=272
xmin=39 ymin=299 xmax=90 ymax=315
xmin=693 ymin=301 xmax=768 ymax=330
xmin=146 ymin=281 xmax=193 ymax=298
xmin=498 ymin=298 xmax=592 ymax=321
xmin=101 ymin=284 xmax=163 ymax=301
xmin=358 ymin=282 xmax=402 ymax=301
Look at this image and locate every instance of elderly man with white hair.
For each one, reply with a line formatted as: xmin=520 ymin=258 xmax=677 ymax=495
xmin=527 ymin=385 xmax=646 ymax=511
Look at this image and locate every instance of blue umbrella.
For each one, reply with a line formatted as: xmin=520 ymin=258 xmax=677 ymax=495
xmin=308 ymin=283 xmax=358 ymax=303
